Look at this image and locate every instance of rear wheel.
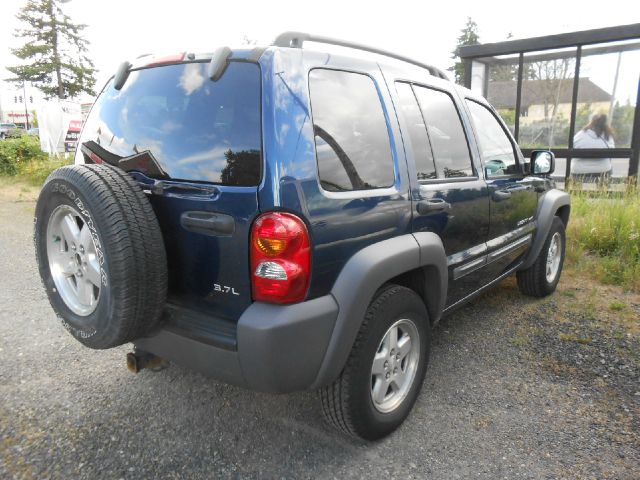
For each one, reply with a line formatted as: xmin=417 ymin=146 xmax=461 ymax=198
xmin=35 ymin=164 xmax=168 ymax=349
xmin=319 ymin=284 xmax=430 ymax=440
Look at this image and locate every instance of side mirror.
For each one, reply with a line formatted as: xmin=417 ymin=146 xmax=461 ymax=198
xmin=530 ymin=150 xmax=555 ymax=175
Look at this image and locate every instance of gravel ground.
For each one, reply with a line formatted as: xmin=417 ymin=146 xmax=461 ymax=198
xmin=1 ymin=185 xmax=639 ymax=479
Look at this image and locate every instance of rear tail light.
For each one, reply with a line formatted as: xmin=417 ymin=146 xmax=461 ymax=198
xmin=250 ymin=212 xmax=311 ymax=304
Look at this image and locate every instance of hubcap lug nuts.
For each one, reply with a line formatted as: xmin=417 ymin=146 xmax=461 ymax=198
xmin=383 ymin=361 xmax=389 ymax=368
xmin=385 ymin=372 xmax=390 ymax=379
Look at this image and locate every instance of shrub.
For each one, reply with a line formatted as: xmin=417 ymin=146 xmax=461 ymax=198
xmin=0 ymin=136 xmax=71 ymax=185
xmin=0 ymin=136 xmax=48 ymax=175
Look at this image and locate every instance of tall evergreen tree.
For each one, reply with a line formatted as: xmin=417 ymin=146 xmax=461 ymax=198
xmin=7 ymin=0 xmax=96 ymax=99
xmin=449 ymin=17 xmax=479 ymax=85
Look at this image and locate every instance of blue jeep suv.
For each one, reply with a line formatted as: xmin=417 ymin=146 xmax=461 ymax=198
xmin=34 ymin=32 xmax=570 ymax=440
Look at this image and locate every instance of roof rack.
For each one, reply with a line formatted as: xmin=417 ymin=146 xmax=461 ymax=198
xmin=273 ymin=31 xmax=449 ymax=80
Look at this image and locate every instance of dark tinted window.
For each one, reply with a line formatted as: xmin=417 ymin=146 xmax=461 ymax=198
xmin=77 ymin=62 xmax=261 ymax=185
xmin=466 ymin=100 xmax=518 ymax=177
xmin=413 ymin=86 xmax=474 ymax=178
xmin=395 ymin=82 xmax=437 ymax=180
xmin=309 ymin=69 xmax=394 ymax=191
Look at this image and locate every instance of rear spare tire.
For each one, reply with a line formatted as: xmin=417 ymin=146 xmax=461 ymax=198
xmin=34 ymin=164 xmax=168 ymax=349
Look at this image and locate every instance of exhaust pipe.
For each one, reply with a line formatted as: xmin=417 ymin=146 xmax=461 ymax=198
xmin=126 ymin=350 xmax=169 ymax=373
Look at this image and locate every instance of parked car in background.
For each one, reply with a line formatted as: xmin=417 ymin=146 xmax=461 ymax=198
xmin=0 ymin=122 xmax=23 ymax=139
xmin=27 ymin=127 xmax=39 ymax=137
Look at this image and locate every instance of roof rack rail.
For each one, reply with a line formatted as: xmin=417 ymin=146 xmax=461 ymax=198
xmin=273 ymin=31 xmax=449 ymax=80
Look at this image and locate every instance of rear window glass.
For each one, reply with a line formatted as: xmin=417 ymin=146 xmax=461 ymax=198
xmin=309 ymin=69 xmax=395 ymax=192
xmin=77 ymin=62 xmax=261 ymax=185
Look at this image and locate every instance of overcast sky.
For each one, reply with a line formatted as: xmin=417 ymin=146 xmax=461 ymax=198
xmin=1 ymin=0 xmax=639 ymax=102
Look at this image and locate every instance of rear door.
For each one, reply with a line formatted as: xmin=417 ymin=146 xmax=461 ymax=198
xmin=393 ymin=81 xmax=491 ymax=306
xmin=464 ymin=99 xmax=539 ymax=279
xmin=76 ymin=61 xmax=262 ymax=320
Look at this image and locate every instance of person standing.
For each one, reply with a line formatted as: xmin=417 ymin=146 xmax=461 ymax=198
xmin=571 ymin=113 xmax=615 ymax=184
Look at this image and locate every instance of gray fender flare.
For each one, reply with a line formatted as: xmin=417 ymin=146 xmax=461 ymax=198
xmin=520 ymin=188 xmax=571 ymax=270
xmin=311 ymin=232 xmax=447 ymax=388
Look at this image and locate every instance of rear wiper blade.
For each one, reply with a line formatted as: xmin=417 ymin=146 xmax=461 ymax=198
xmin=150 ymin=181 xmax=220 ymax=197
xmin=128 ymin=172 xmax=220 ymax=200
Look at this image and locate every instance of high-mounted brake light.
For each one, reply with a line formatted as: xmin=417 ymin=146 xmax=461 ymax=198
xmin=144 ymin=52 xmax=186 ymax=68
xmin=250 ymin=212 xmax=311 ymax=304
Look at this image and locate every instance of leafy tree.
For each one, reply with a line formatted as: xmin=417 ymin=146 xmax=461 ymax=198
xmin=449 ymin=17 xmax=479 ymax=85
xmin=7 ymin=0 xmax=96 ymax=99
xmin=611 ymin=100 xmax=635 ymax=147
xmin=220 ymin=149 xmax=261 ymax=186
xmin=241 ymin=35 xmax=258 ymax=46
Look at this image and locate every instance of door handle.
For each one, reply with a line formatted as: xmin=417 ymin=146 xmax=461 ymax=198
xmin=492 ymin=190 xmax=512 ymax=202
xmin=181 ymin=211 xmax=235 ymax=236
xmin=416 ymin=199 xmax=451 ymax=215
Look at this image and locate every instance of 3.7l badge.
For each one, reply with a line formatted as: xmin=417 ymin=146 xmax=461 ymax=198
xmin=213 ymin=283 xmax=240 ymax=296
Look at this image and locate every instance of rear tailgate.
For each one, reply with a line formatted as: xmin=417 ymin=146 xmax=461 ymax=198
xmin=76 ymin=60 xmax=262 ymax=321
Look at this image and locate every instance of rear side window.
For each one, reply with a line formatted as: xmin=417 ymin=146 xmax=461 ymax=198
xmin=394 ymin=82 xmax=437 ymax=180
xmin=309 ymin=69 xmax=395 ymax=192
xmin=412 ymin=85 xmax=474 ymax=179
xmin=465 ymin=100 xmax=518 ymax=177
xmin=77 ymin=62 xmax=261 ymax=186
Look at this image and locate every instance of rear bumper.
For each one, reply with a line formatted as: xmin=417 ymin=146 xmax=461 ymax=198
xmin=134 ymin=295 xmax=339 ymax=393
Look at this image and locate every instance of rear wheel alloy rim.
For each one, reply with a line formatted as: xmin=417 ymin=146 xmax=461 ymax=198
xmin=545 ymin=232 xmax=562 ymax=283
xmin=46 ymin=205 xmax=102 ymax=316
xmin=371 ymin=318 xmax=420 ymax=413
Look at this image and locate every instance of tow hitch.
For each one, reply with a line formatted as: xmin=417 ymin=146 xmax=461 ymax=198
xmin=126 ymin=349 xmax=169 ymax=373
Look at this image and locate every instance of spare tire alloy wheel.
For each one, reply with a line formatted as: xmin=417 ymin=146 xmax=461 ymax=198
xmin=35 ymin=165 xmax=168 ymax=349
xmin=46 ymin=204 xmax=104 ymax=316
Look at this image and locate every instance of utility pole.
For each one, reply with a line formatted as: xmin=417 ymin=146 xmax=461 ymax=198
xmin=22 ymin=80 xmax=30 ymax=130
xmin=609 ymin=52 xmax=622 ymax=117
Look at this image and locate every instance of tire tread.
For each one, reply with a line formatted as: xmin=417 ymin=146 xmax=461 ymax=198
xmin=35 ymin=164 xmax=168 ymax=349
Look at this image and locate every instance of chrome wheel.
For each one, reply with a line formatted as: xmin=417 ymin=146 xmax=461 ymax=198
xmin=545 ymin=232 xmax=562 ymax=283
xmin=371 ymin=318 xmax=420 ymax=413
xmin=46 ymin=205 xmax=102 ymax=316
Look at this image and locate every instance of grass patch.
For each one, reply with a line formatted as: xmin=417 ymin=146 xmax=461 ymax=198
xmin=510 ymin=334 xmax=529 ymax=347
xmin=18 ymin=156 xmax=72 ymax=186
xmin=558 ymin=332 xmax=593 ymax=344
xmin=609 ymin=301 xmax=626 ymax=312
xmin=567 ymin=185 xmax=640 ymax=292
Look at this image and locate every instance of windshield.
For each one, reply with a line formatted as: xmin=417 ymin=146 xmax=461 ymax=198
xmin=77 ymin=61 xmax=262 ymax=186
